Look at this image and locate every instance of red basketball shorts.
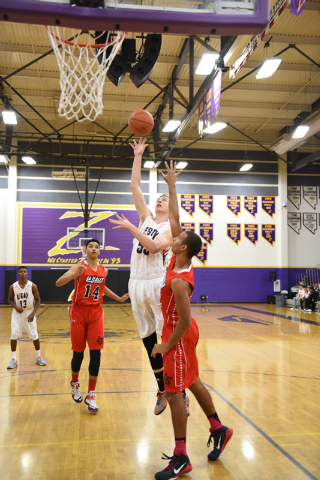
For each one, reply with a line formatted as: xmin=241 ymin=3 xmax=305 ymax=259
xmin=69 ymin=304 xmax=104 ymax=352
xmin=162 ymin=318 xmax=199 ymax=393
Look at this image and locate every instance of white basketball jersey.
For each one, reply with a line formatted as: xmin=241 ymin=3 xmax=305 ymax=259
xmin=130 ymin=216 xmax=170 ymax=279
xmin=13 ymin=280 xmax=34 ymax=309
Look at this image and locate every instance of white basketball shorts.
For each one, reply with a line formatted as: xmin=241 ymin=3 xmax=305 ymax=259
xmin=129 ymin=277 xmax=164 ymax=339
xmin=11 ymin=308 xmax=39 ymax=341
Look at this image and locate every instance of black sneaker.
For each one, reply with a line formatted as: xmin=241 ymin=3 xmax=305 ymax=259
xmin=207 ymin=425 xmax=233 ymax=461
xmin=155 ymin=453 xmax=192 ymax=480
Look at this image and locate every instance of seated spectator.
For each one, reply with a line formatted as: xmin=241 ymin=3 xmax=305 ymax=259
xmin=291 ymin=284 xmax=304 ymax=310
xmin=305 ymin=286 xmax=318 ymax=312
xmin=300 ymin=286 xmax=309 ymax=310
xmin=313 ymin=281 xmax=319 ymax=292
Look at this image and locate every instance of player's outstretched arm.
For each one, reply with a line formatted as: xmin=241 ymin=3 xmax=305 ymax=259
xmin=8 ymin=285 xmax=24 ymax=314
xmin=130 ymin=138 xmax=152 ymax=223
xmin=56 ymin=263 xmax=87 ymax=287
xmin=27 ymin=284 xmax=41 ymax=322
xmin=109 ymin=214 xmax=172 ymax=254
xmin=152 ymin=277 xmax=191 ymax=356
xmin=159 ymin=160 xmax=182 ymax=238
xmin=104 ymin=286 xmax=130 ymax=302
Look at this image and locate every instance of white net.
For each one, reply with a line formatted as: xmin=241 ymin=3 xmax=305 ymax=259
xmin=47 ymin=27 xmax=126 ymax=122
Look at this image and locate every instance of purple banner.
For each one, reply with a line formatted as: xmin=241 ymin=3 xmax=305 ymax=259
xmin=206 ymin=85 xmax=214 ymax=127
xmin=213 ymin=70 xmax=222 ymax=118
xmin=227 ymin=223 xmax=241 ymax=245
xmin=20 ymin=206 xmax=139 ymax=266
xmin=181 ymin=222 xmax=195 ymax=232
xmin=290 ymin=0 xmax=307 ymax=16
xmin=262 ymin=224 xmax=276 ymax=246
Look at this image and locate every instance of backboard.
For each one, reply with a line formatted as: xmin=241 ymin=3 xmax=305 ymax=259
xmin=0 ymin=0 xmax=270 ymax=35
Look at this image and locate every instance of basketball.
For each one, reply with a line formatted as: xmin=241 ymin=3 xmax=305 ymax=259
xmin=128 ymin=110 xmax=154 ymax=136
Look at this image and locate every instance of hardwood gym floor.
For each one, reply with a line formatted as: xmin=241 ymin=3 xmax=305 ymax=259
xmin=0 ymin=303 xmax=319 ymax=480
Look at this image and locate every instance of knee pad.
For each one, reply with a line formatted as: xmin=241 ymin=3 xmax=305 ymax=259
xmin=71 ymin=351 xmax=84 ymax=373
xmin=142 ymin=332 xmax=163 ymax=370
xmin=89 ymin=349 xmax=101 ymax=377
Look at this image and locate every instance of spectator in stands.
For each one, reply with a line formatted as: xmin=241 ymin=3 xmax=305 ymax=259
xmin=291 ymin=284 xmax=304 ymax=311
xmin=304 ymin=273 xmax=311 ymax=286
xmin=313 ymin=281 xmax=319 ymax=292
xmin=300 ymin=286 xmax=309 ymax=310
xmin=305 ymin=286 xmax=318 ymax=312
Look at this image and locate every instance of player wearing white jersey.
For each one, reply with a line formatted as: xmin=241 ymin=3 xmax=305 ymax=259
xmin=7 ymin=266 xmax=46 ymax=369
xmin=110 ymin=138 xmax=177 ymax=415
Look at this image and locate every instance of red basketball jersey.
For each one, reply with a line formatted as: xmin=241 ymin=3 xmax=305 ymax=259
xmin=73 ymin=261 xmax=106 ymax=306
xmin=161 ymin=255 xmax=194 ymax=326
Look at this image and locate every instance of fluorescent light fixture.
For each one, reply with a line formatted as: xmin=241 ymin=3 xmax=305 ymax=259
xmin=22 ymin=156 xmax=36 ymax=165
xmin=292 ymin=125 xmax=309 ymax=139
xmin=256 ymin=57 xmax=281 ymax=79
xmin=163 ymin=120 xmax=181 ymax=133
xmin=176 ymin=162 xmax=188 ymax=169
xmin=240 ymin=163 xmax=253 ymax=172
xmin=195 ymin=52 xmax=219 ymax=75
xmin=143 ymin=161 xmax=155 ymax=168
xmin=0 ymin=155 xmax=9 ymax=163
xmin=2 ymin=110 xmax=17 ymax=125
xmin=203 ymin=122 xmax=227 ymax=134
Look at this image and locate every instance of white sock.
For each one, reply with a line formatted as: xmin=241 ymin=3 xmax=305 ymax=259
xmin=35 ymin=350 xmax=41 ymax=358
xmin=12 ymin=351 xmax=16 ymax=360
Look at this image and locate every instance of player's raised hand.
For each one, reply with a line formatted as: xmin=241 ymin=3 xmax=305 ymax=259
xmin=109 ymin=213 xmax=133 ymax=231
xmin=75 ymin=263 xmax=87 ymax=277
xmin=129 ymin=138 xmax=148 ymax=157
xmin=159 ymin=160 xmax=182 ymax=185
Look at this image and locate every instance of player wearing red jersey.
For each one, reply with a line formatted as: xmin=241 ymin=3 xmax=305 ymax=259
xmin=56 ymin=238 xmax=129 ymax=413
xmin=152 ymin=162 xmax=233 ymax=480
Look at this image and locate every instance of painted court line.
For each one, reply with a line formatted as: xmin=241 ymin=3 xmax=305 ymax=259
xmin=205 ymin=383 xmax=319 ymax=480
xmin=231 ymin=305 xmax=320 ymax=326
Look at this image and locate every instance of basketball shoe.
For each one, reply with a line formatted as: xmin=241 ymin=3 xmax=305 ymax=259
xmin=155 ymin=453 xmax=192 ymax=480
xmin=36 ymin=356 xmax=47 ymax=366
xmin=207 ymin=425 xmax=233 ymax=461
xmin=7 ymin=359 xmax=18 ymax=369
xmin=182 ymin=391 xmax=190 ymax=417
xmin=154 ymin=390 xmax=167 ymax=415
xmin=70 ymin=380 xmax=83 ymax=403
xmin=85 ymin=391 xmax=98 ymax=413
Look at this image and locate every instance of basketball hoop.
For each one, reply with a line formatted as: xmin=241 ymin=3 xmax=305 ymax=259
xmin=46 ymin=27 xmax=127 ymax=122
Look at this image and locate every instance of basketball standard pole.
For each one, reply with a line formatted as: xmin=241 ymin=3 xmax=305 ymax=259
xmin=84 ymin=156 xmax=90 ymax=233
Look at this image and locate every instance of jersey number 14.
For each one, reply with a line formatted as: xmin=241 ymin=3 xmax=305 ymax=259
xmin=83 ymin=284 xmax=100 ymax=300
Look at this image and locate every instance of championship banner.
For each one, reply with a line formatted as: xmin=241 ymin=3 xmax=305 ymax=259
xmin=199 ymin=223 xmax=213 ymax=245
xmin=244 ymin=224 xmax=258 ymax=245
xmin=303 ymin=212 xmax=317 ymax=234
xmin=288 ymin=212 xmax=301 ymax=234
xmin=181 ymin=222 xmax=195 ymax=232
xmin=262 ymin=224 xmax=276 ymax=246
xmin=227 ymin=195 xmax=241 ymax=217
xmin=206 ymin=85 xmax=213 ymax=126
xmin=291 ymin=0 xmax=307 ymax=16
xmin=244 ymin=196 xmax=258 ymax=218
xmin=180 ymin=194 xmax=195 ymax=217
xmin=227 ymin=223 xmax=241 ymax=245
xmin=18 ymin=205 xmax=138 ymax=266
xmin=262 ymin=196 xmax=275 ymax=217
xmin=199 ymin=98 xmax=206 ymax=134
xmin=303 ymin=185 xmax=317 ymax=209
xmin=196 ymin=242 xmax=208 ymax=265
xmin=213 ymin=70 xmax=222 ymax=118
xmin=288 ymin=185 xmax=301 ymax=209
xmin=199 ymin=194 xmax=213 ymax=216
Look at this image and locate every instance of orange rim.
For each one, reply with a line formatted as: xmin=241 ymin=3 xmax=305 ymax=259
xmin=46 ymin=26 xmax=127 ymax=48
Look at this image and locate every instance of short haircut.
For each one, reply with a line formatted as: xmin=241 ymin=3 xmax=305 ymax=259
xmin=182 ymin=231 xmax=202 ymax=259
xmin=18 ymin=266 xmax=28 ymax=272
xmin=85 ymin=238 xmax=100 ymax=247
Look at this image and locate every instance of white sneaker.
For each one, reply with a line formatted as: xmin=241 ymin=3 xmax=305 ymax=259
xmin=70 ymin=380 xmax=83 ymax=403
xmin=7 ymin=359 xmax=18 ymax=369
xmin=85 ymin=391 xmax=98 ymax=413
xmin=306 ymin=309 xmax=312 ymax=313
xmin=36 ymin=356 xmax=47 ymax=366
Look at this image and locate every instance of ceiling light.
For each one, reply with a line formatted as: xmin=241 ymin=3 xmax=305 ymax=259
xmin=163 ymin=120 xmax=181 ymax=133
xmin=22 ymin=156 xmax=36 ymax=165
xmin=292 ymin=125 xmax=309 ymax=139
xmin=240 ymin=163 xmax=253 ymax=172
xmin=256 ymin=57 xmax=281 ymax=79
xmin=176 ymin=162 xmax=188 ymax=169
xmin=2 ymin=110 xmax=17 ymax=125
xmin=203 ymin=122 xmax=227 ymax=134
xmin=143 ymin=161 xmax=155 ymax=168
xmin=0 ymin=155 xmax=9 ymax=163
xmin=195 ymin=52 xmax=219 ymax=75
